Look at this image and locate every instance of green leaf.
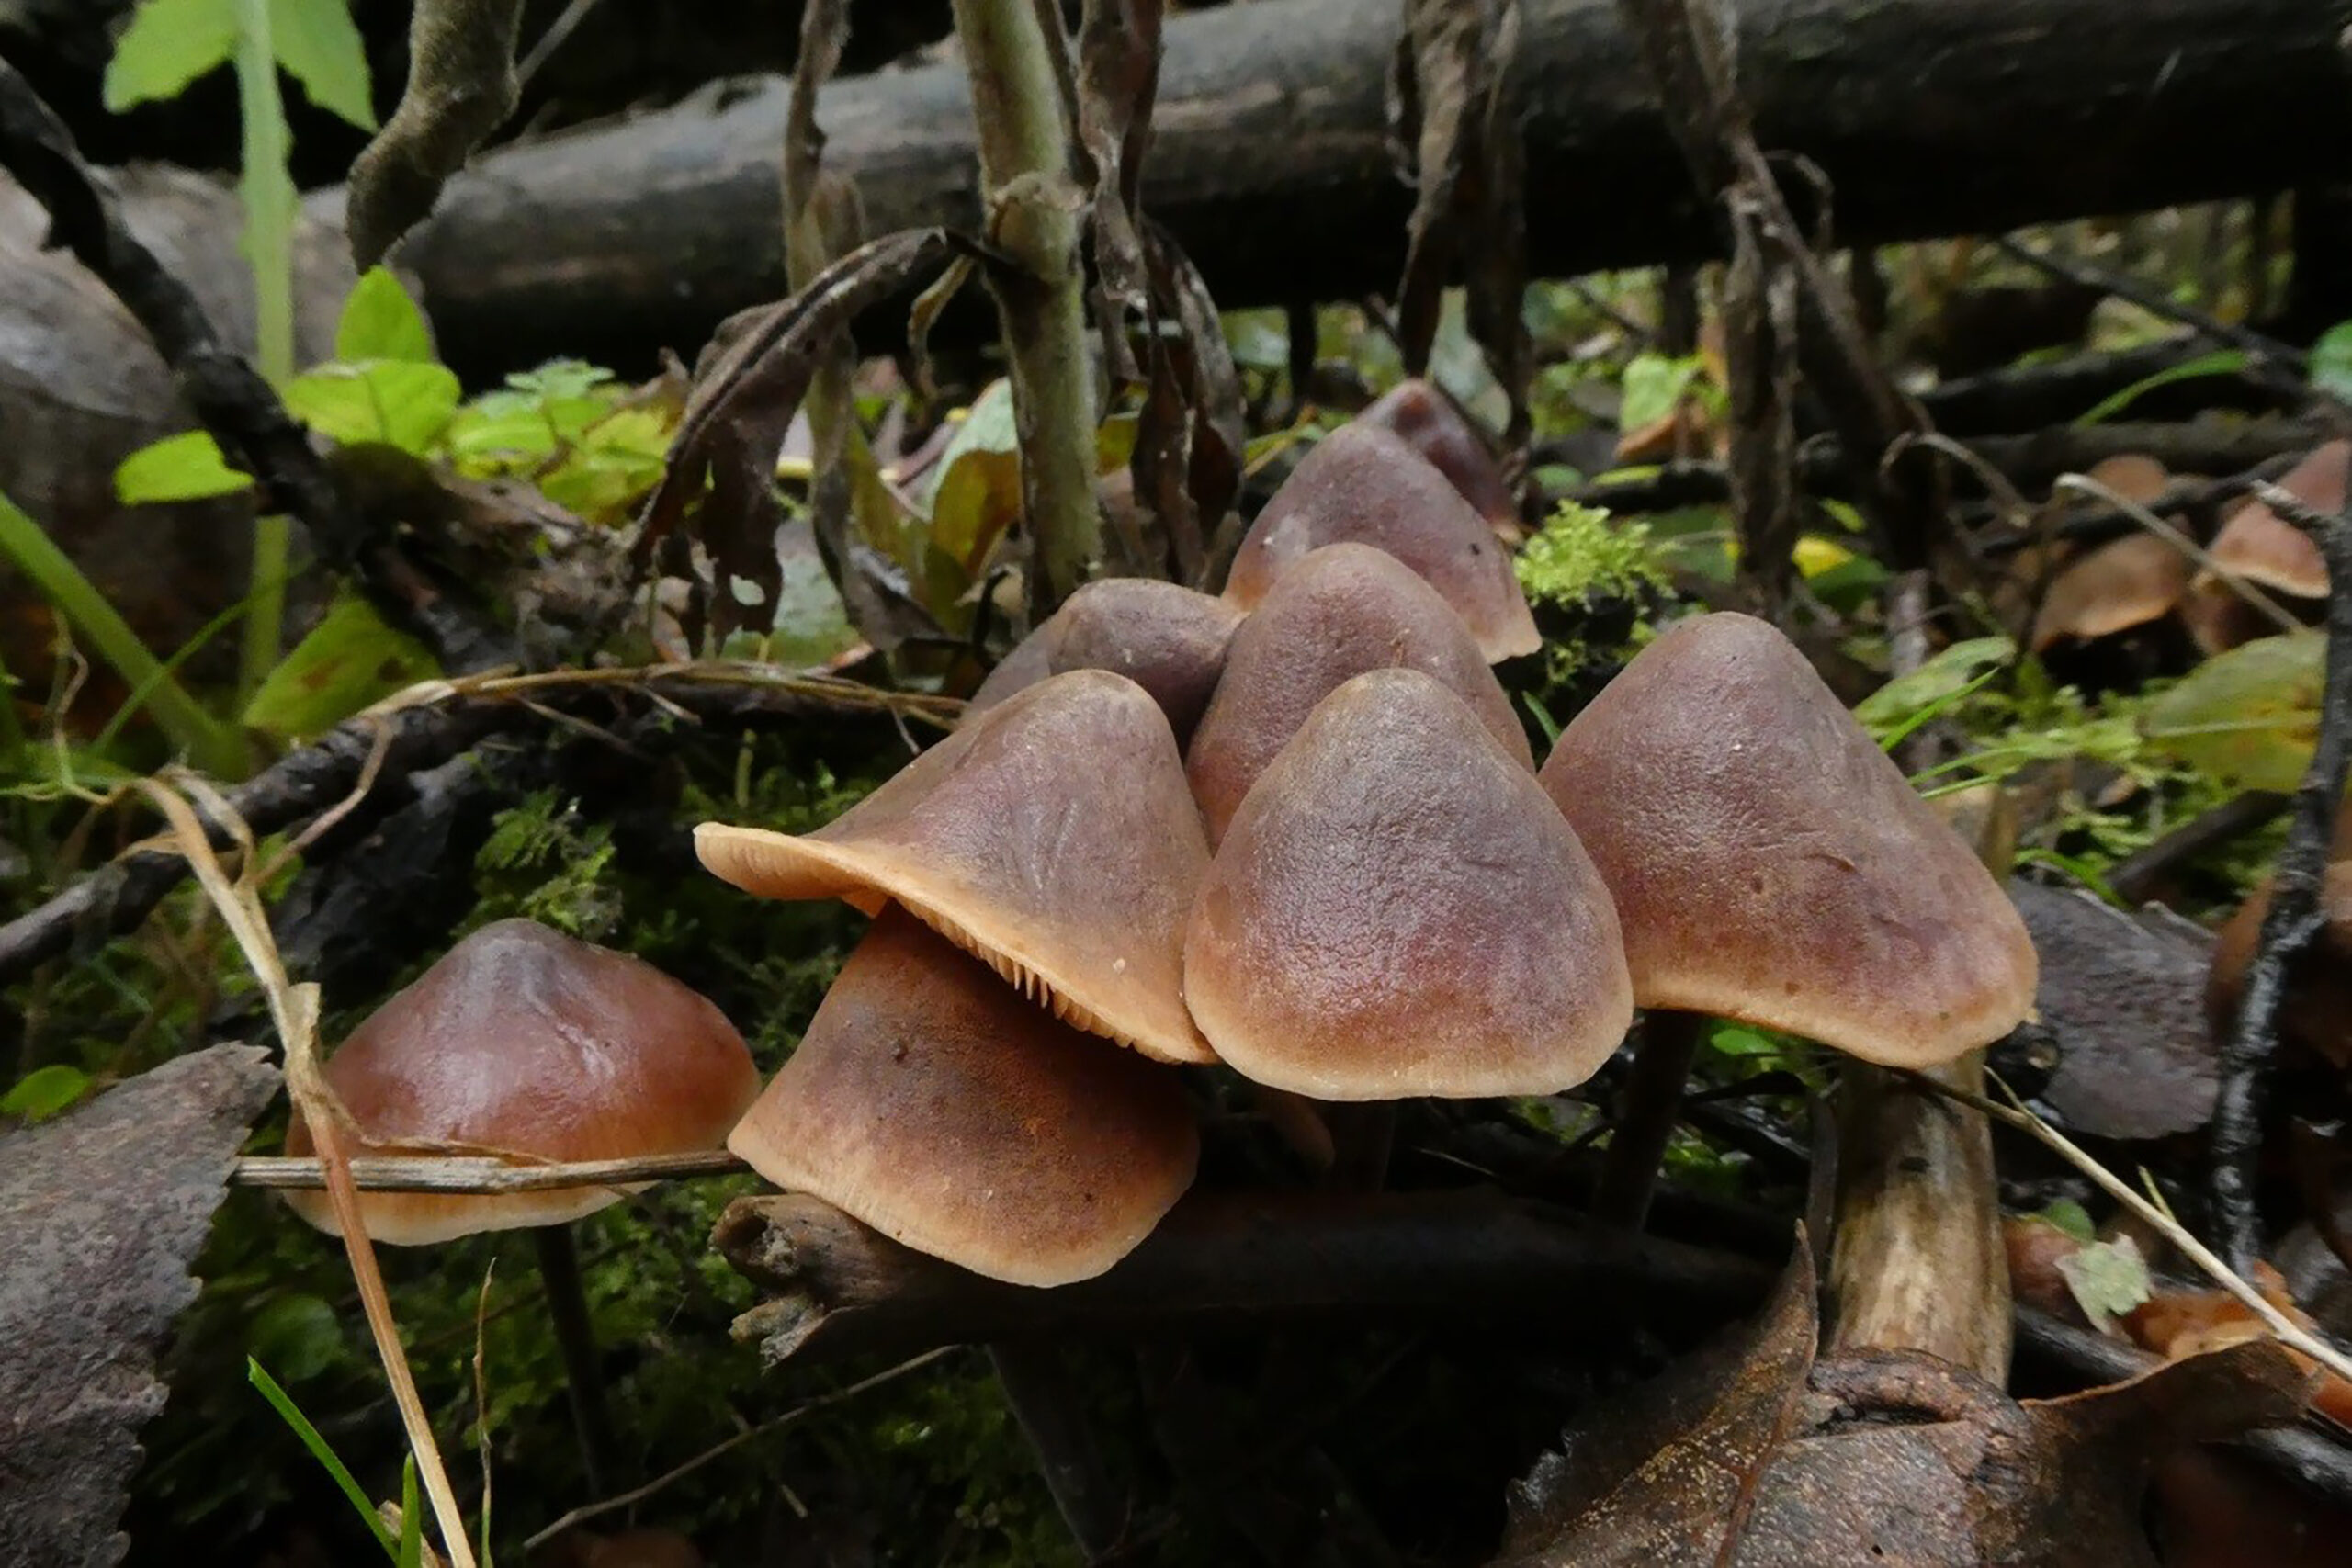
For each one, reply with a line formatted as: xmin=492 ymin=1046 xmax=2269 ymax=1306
xmin=2312 ymin=321 xmax=2352 ymax=403
xmin=334 ymin=267 xmax=435 ymax=364
xmin=1707 ymin=1025 xmax=1782 ymax=1059
xmin=249 ymin=1358 xmax=400 ymax=1557
xmin=2033 ymin=1198 xmax=2098 ymax=1244
xmin=115 ymin=430 xmax=255 ymax=503
xmin=242 ymin=592 xmax=439 ymax=742
xmin=2053 ymin=1235 xmax=2152 ymax=1334
xmin=104 ymin=0 xmax=236 ymax=110
xmin=247 ymin=1292 xmax=345 ymax=1382
xmin=2142 ymin=630 xmax=2324 ymax=791
xmin=269 ymin=0 xmax=376 ymax=130
xmin=2073 ymin=349 xmax=2251 ymax=427
xmin=395 ymin=1458 xmax=423 ymax=1568
xmin=922 ymin=380 xmax=1023 ymax=572
xmin=1619 ymin=353 xmax=1704 ymax=433
xmin=284 ymin=361 xmax=462 ymax=452
xmin=1853 ymin=636 xmax=2015 ymax=739
xmin=1 ymin=1064 xmax=94 ymax=1122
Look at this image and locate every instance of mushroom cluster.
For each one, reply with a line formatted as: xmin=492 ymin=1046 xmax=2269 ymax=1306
xmin=684 ymin=378 xmax=2038 ymax=1280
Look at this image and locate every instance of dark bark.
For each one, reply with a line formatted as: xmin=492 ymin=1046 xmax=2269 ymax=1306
xmin=320 ymin=0 xmax=2352 ymax=378
xmin=715 ymin=1190 xmax=1775 ymax=1365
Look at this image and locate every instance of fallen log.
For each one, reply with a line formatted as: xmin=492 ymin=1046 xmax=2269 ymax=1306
xmin=713 ymin=1189 xmax=1777 ymax=1365
xmin=322 ymin=0 xmax=2352 ymax=377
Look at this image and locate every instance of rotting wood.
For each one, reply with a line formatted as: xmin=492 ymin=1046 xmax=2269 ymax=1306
xmin=311 ymin=0 xmax=2352 ymax=376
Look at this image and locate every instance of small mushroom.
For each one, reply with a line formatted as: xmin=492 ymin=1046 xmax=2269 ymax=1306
xmin=1356 ymin=378 xmax=1521 ymax=529
xmin=2186 ymin=439 xmax=2344 ymax=652
xmin=2207 ymin=858 xmax=2352 ymax=1071
xmin=696 ymin=670 xmax=1216 ymax=1064
xmin=1185 ymin=542 xmax=1531 ymax=847
xmin=1183 ymin=668 xmax=1632 ymax=1099
xmin=967 ymin=577 xmax=1245 ymax=745
xmin=2029 ymin=532 xmax=2190 ymax=653
xmin=1538 ymin=613 xmax=2038 ymax=1224
xmin=728 ymin=906 xmax=1199 ymax=1286
xmin=1223 ymin=423 xmax=1542 ymax=661
xmin=282 ymin=919 xmax=759 ymax=1489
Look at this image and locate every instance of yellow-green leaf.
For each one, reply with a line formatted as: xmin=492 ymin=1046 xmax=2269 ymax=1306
xmin=333 ymin=266 xmax=434 ymax=364
xmin=243 ymin=592 xmax=438 ymax=742
xmin=923 ymin=380 xmax=1022 ymax=571
xmin=284 ymin=361 xmax=461 ymax=452
xmin=269 ymin=0 xmax=376 ymax=130
xmin=115 ymin=430 xmax=255 ymax=503
xmin=2142 ymin=631 xmax=2325 ymax=791
xmin=104 ymin=0 xmax=236 ymax=110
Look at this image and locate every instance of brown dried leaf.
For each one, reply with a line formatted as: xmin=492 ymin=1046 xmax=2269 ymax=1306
xmin=347 ymin=0 xmax=526 ymax=268
xmin=0 ymin=1044 xmax=279 ymax=1566
xmin=1494 ymin=1242 xmax=1817 ymax=1564
xmin=638 ymin=228 xmax=962 ymax=647
xmin=1391 ymin=0 xmax=1530 ymax=440
xmin=1133 ymin=222 xmax=1245 ymax=586
xmin=1075 ymin=0 xmax=1164 ymax=328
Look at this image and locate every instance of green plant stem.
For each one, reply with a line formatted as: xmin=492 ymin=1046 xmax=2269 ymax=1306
xmin=951 ymin=0 xmax=1101 ymax=612
xmin=232 ymin=0 xmax=297 ymax=707
xmin=0 ymin=490 xmax=244 ymax=775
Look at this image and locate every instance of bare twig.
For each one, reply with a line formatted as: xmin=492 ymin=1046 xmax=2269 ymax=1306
xmin=1988 ymin=234 xmax=2309 ymax=388
xmin=1908 ymin=1072 xmax=2352 ymax=1387
xmin=235 ymin=1149 xmax=746 ymax=1192
xmin=521 ymin=1347 xmax=961 ymax=1551
xmin=2206 ymin=485 xmax=2352 ymax=1272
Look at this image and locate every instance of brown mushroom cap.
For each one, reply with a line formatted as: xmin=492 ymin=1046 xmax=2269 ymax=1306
xmin=2082 ymin=453 xmax=2172 ymax=504
xmin=1223 ymin=424 xmax=1541 ymax=661
xmin=2206 ymin=862 xmax=2352 ymax=1069
xmin=2029 ymin=534 xmax=2192 ymax=651
xmin=696 ymin=670 xmax=1216 ymax=1064
xmin=2198 ymin=440 xmax=2345 ymax=602
xmin=283 ymin=919 xmax=760 ymax=1245
xmin=1357 ymin=378 xmax=1520 ymax=527
xmin=1538 ymin=612 xmax=2038 ymax=1066
xmin=1186 ymin=542 xmax=1531 ymax=847
xmin=728 ymin=906 xmax=1199 ymax=1286
xmin=1183 ymin=668 xmax=1632 ymax=1099
xmin=967 ymin=579 xmax=1245 ymax=744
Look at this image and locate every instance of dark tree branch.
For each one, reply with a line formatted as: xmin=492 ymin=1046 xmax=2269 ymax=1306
xmin=715 ymin=1190 xmax=1776 ymax=1366
xmin=0 ymin=61 xmax=517 ymax=677
xmin=2207 ymin=486 xmax=2352 ymax=1273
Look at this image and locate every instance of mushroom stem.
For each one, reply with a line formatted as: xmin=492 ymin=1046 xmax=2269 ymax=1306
xmin=987 ymin=1340 xmax=1130 ymax=1562
xmin=533 ymin=1223 xmax=621 ymax=1495
xmin=1322 ymin=1101 xmax=1397 ymax=1192
xmin=1589 ymin=1010 xmax=1707 ymax=1231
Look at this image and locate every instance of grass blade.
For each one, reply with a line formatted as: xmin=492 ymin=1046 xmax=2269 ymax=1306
xmin=249 ymin=1356 xmax=400 ymax=1558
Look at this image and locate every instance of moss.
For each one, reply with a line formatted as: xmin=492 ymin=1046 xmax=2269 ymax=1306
xmin=1514 ymin=502 xmax=1669 ymax=610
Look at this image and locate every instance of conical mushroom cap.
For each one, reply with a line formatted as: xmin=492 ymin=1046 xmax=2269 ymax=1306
xmin=2029 ymin=534 xmax=2191 ymax=651
xmin=1187 ymin=543 xmax=1531 ymax=846
xmin=1358 ymin=378 xmax=1520 ymax=527
xmin=728 ymin=907 xmax=1200 ymax=1286
xmin=1538 ymin=612 xmax=2037 ymax=1066
xmin=2196 ymin=439 xmax=2343 ymax=600
xmin=1224 ymin=424 xmax=1540 ymax=661
xmin=2206 ymin=863 xmax=2352 ymax=1069
xmin=967 ymin=579 xmax=1245 ymax=745
xmin=696 ymin=670 xmax=1216 ymax=1064
xmin=1184 ymin=668 xmax=1632 ymax=1100
xmin=283 ymin=919 xmax=760 ymax=1245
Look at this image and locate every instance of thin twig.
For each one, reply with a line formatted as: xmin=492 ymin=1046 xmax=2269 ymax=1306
xmin=522 ymin=1347 xmax=962 ymax=1551
xmin=234 ymin=1149 xmax=747 ymax=1191
xmin=2206 ymin=487 xmax=2352 ymax=1272
xmin=1905 ymin=1071 xmax=2352 ymax=1388
xmin=1989 ymin=233 xmax=2309 ymax=383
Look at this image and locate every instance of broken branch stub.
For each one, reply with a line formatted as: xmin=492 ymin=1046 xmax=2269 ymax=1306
xmin=347 ymin=0 xmax=527 ymax=269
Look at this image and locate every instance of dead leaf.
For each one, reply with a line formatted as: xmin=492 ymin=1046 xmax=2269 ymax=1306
xmin=1390 ymin=0 xmax=1530 ymax=442
xmin=1497 ymin=1238 xmax=2312 ymax=1566
xmin=638 ymin=228 xmax=964 ymax=647
xmin=2008 ymin=879 xmax=2218 ymax=1140
xmin=1132 ymin=222 xmax=1245 ymax=585
xmin=0 ymin=1044 xmax=280 ymax=1566
xmin=347 ymin=0 xmax=526 ymax=268
xmin=1075 ymin=0 xmax=1164 ymax=333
